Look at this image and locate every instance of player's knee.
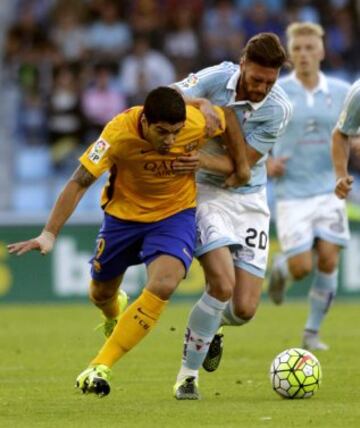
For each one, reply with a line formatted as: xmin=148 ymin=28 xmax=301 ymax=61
xmin=317 ymin=257 xmax=338 ymax=274
xmin=232 ymin=301 xmax=256 ymax=321
xmin=146 ymin=273 xmax=180 ymax=300
xmin=289 ymin=264 xmax=312 ymax=280
xmin=89 ymin=280 xmax=116 ymax=304
xmin=207 ymin=273 xmax=235 ymax=302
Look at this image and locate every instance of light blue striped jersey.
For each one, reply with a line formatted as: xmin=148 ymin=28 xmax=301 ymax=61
xmin=174 ymin=61 xmax=292 ymax=194
xmin=337 ymin=79 xmax=360 ymax=136
xmin=273 ymin=72 xmax=350 ymax=200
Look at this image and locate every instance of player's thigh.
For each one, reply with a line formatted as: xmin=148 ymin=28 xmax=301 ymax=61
xmin=315 ymin=240 xmax=341 ymax=273
xmin=90 ymin=275 xmax=124 ymax=301
xmin=231 ymin=267 xmax=263 ymax=319
xmin=145 ymin=255 xmax=186 ymax=300
xmin=287 ymin=251 xmax=313 ymax=280
xmin=199 ymin=247 xmax=236 ymax=301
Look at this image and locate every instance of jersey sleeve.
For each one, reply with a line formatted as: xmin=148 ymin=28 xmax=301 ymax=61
xmin=246 ymin=102 xmax=293 ymax=155
xmin=174 ymin=64 xmax=229 ymax=98
xmin=337 ymin=81 xmax=360 ymax=136
xmin=79 ymin=116 xmax=121 ymax=177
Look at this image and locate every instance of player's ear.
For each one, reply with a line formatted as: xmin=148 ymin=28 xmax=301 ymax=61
xmin=140 ymin=114 xmax=149 ymax=134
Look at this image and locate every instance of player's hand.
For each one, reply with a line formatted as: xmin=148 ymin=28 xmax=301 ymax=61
xmin=172 ymin=152 xmax=200 ymax=175
xmin=266 ymin=157 xmax=288 ymax=177
xmin=335 ymin=176 xmax=354 ymax=199
xmin=223 ymin=166 xmax=251 ymax=189
xmin=7 ymin=231 xmax=56 ymax=256
xmin=198 ymin=99 xmax=223 ymax=137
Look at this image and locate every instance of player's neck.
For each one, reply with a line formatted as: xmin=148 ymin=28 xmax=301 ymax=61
xmin=296 ymin=70 xmax=320 ymax=91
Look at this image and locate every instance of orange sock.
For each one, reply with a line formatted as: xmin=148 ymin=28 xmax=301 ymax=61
xmin=91 ymin=289 xmax=168 ymax=367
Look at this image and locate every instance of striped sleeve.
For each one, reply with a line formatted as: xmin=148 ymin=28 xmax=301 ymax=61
xmin=337 ymin=80 xmax=360 ymax=136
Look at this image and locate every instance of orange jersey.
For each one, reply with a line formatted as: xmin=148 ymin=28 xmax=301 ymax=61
xmin=79 ymin=105 xmax=225 ymax=222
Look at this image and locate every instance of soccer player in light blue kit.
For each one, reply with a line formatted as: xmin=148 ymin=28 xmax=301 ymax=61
xmin=267 ymin=23 xmax=351 ymax=351
xmin=332 ymin=79 xmax=360 ymax=199
xmin=171 ymin=33 xmax=292 ymax=399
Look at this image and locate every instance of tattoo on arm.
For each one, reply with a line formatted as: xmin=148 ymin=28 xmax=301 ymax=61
xmin=71 ymin=165 xmax=96 ymax=188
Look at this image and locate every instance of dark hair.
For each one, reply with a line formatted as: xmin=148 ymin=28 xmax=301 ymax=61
xmin=144 ymin=87 xmax=186 ymax=125
xmin=242 ymin=33 xmax=287 ymax=69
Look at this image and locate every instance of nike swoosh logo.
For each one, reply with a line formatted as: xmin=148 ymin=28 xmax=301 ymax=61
xmin=137 ymin=307 xmax=156 ymax=320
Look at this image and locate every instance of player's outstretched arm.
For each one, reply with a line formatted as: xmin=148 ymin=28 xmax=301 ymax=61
xmin=7 ymin=165 xmax=96 ymax=256
xmin=332 ymin=127 xmax=353 ymax=199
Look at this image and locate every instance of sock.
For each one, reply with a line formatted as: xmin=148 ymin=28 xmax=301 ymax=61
xmin=221 ymin=300 xmax=251 ymax=326
xmin=305 ymin=269 xmax=338 ymax=333
xmin=177 ymin=292 xmax=227 ymax=382
xmin=91 ymin=288 xmax=167 ymax=367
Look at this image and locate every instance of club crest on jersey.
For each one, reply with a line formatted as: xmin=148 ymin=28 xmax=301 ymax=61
xmin=182 ymin=74 xmax=199 ymax=88
xmin=88 ymin=139 xmax=110 ymax=164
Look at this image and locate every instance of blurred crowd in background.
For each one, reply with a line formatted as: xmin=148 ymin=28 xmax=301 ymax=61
xmin=0 ymin=0 xmax=360 ymax=216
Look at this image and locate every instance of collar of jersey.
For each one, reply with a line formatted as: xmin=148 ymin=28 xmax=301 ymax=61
xmin=290 ymin=71 xmax=329 ymax=94
xmin=226 ymin=67 xmax=270 ymax=111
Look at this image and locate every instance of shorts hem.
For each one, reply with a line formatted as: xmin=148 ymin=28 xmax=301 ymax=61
xmin=314 ymin=230 xmax=349 ymax=248
xmin=234 ymin=260 xmax=265 ymax=278
xmin=195 ymin=238 xmax=240 ymax=257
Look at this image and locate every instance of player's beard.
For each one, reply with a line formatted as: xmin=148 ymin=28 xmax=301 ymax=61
xmin=240 ymin=70 xmax=267 ymax=103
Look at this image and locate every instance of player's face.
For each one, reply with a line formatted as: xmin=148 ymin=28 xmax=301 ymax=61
xmin=238 ymin=59 xmax=279 ymax=103
xmin=144 ymin=119 xmax=185 ymax=154
xmin=288 ymin=35 xmax=324 ymax=75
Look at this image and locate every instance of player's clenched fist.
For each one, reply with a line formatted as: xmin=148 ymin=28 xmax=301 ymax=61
xmin=335 ymin=176 xmax=354 ymax=199
xmin=7 ymin=230 xmax=56 ymax=256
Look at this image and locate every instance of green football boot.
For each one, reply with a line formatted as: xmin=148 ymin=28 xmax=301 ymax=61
xmin=96 ymin=289 xmax=128 ymax=337
xmin=75 ymin=364 xmax=112 ymax=397
xmin=202 ymin=328 xmax=224 ymax=372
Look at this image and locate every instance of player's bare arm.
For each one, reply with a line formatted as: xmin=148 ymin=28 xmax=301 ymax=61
xmin=171 ymin=86 xmax=223 ymax=137
xmin=221 ymin=106 xmax=251 ymax=188
xmin=7 ymin=165 xmax=96 ymax=256
xmin=332 ymin=128 xmax=353 ymax=199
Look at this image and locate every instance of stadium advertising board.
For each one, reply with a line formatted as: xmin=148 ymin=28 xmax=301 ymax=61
xmin=0 ymin=223 xmax=360 ymax=302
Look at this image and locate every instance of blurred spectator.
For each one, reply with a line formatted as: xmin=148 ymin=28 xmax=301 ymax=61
xmin=119 ymin=35 xmax=176 ymax=105
xmin=86 ymin=0 xmax=132 ymax=61
xmin=285 ymin=0 xmax=320 ymax=23
xmin=17 ymin=68 xmax=47 ymax=147
xmin=164 ymin=0 xmax=205 ymax=27
xmin=201 ymin=0 xmax=244 ymax=63
xmin=129 ymin=0 xmax=164 ymax=49
xmin=50 ymin=3 xmax=88 ymax=62
xmin=324 ymin=7 xmax=358 ymax=76
xmin=82 ymin=62 xmax=127 ymax=144
xmin=242 ymin=1 xmax=284 ymax=40
xmin=235 ymin=0 xmax=285 ymax=14
xmin=46 ymin=63 xmax=84 ymax=171
xmin=164 ymin=9 xmax=200 ymax=78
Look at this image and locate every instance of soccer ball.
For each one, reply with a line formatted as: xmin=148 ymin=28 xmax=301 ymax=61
xmin=269 ymin=348 xmax=322 ymax=399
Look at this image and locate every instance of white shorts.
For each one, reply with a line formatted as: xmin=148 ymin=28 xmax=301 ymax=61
xmin=195 ymin=183 xmax=270 ymax=278
xmin=276 ymin=193 xmax=350 ymax=256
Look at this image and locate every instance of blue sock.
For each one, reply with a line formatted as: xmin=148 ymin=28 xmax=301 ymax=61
xmin=221 ymin=300 xmax=251 ymax=326
xmin=181 ymin=292 xmax=227 ymax=371
xmin=305 ymin=269 xmax=338 ymax=332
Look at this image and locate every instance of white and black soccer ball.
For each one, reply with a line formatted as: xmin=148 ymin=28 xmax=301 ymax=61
xmin=270 ymin=348 xmax=322 ymax=399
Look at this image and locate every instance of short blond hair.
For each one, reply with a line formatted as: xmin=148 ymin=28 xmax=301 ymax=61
xmin=286 ymin=22 xmax=325 ymax=40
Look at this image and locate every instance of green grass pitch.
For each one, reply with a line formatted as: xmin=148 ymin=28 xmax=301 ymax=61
xmin=0 ymin=301 xmax=359 ymax=428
